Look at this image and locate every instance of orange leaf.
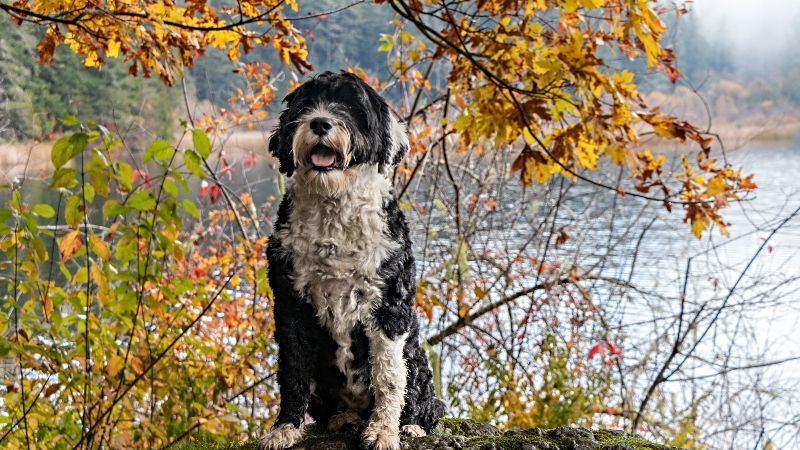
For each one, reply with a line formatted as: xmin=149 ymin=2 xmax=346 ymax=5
xmin=59 ymin=230 xmax=82 ymax=263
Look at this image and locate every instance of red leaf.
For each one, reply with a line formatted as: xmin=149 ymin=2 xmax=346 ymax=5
xmin=607 ymin=342 xmax=622 ymax=358
xmin=589 ymin=343 xmax=605 ymax=359
xmin=209 ymin=184 xmax=221 ymax=204
xmin=199 ymin=180 xmax=209 ymax=197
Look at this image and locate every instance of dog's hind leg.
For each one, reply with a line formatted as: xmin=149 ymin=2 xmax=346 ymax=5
xmin=411 ymin=395 xmax=446 ymax=434
xmin=328 ymin=410 xmax=366 ymax=432
xmin=399 ymin=425 xmax=426 ymax=437
xmin=361 ymin=329 xmax=408 ymax=450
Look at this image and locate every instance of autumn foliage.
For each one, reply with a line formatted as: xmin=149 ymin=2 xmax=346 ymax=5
xmin=0 ymin=0 xmax=760 ymax=448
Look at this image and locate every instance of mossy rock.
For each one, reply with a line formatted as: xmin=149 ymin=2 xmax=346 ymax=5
xmin=177 ymin=419 xmax=684 ymax=450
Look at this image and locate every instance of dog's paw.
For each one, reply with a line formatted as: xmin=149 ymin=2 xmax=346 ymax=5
xmin=257 ymin=423 xmax=304 ymax=450
xmin=362 ymin=422 xmax=400 ymax=450
xmin=329 ymin=410 xmax=366 ymax=432
xmin=399 ymin=425 xmax=426 ymax=438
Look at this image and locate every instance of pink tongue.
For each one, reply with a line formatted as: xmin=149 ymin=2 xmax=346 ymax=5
xmin=312 ymin=153 xmax=336 ymax=167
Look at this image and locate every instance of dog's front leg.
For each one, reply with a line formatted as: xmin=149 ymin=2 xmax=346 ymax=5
xmin=362 ymin=328 xmax=408 ymax=450
xmin=259 ymin=239 xmax=315 ymax=450
xmin=257 ymin=306 xmax=315 ymax=450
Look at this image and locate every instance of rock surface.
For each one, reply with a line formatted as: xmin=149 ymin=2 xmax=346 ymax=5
xmin=180 ymin=419 xmax=684 ymax=450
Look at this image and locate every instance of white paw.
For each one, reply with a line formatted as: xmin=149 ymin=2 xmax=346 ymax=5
xmin=328 ymin=410 xmax=366 ymax=432
xmin=400 ymin=424 xmax=426 ymax=437
xmin=362 ymin=422 xmax=400 ymax=450
xmin=257 ymin=423 xmax=304 ymax=450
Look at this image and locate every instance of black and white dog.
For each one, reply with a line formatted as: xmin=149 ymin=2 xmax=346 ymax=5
xmin=258 ymin=71 xmax=445 ymax=450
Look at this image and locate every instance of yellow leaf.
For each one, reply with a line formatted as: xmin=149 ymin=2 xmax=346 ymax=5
xmin=705 ymin=176 xmax=727 ymax=198
xmin=107 ymin=355 xmax=125 ymax=377
xmin=533 ymin=159 xmax=553 ymax=184
xmin=82 ymin=51 xmax=100 ymax=68
xmin=691 ymin=215 xmax=706 ymax=239
xmin=522 ymin=127 xmax=536 ymax=145
xmin=89 ymin=234 xmax=110 ymax=261
xmin=608 ymin=145 xmax=625 ymax=165
xmin=107 ymin=40 xmax=121 ymax=58
xmin=575 ymin=139 xmax=598 ymax=170
xmin=90 ymin=265 xmax=111 ymax=305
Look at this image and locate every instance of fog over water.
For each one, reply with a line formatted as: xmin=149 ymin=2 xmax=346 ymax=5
xmin=691 ymin=0 xmax=800 ymax=73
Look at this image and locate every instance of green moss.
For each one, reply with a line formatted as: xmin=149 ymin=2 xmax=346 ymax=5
xmin=174 ymin=419 xmax=683 ymax=450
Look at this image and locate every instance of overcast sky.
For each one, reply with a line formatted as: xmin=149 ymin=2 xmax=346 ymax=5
xmin=690 ymin=0 xmax=800 ymax=61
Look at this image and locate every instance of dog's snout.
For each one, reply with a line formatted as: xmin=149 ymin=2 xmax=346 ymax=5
xmin=310 ymin=117 xmax=334 ymax=136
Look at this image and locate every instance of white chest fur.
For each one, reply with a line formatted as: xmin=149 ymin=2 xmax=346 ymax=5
xmin=276 ymin=167 xmax=400 ymax=386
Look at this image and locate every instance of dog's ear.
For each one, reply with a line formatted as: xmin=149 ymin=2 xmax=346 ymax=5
xmin=353 ymin=75 xmax=408 ymax=171
xmin=268 ymin=125 xmax=295 ymax=178
xmin=267 ymin=129 xmax=292 ymax=177
xmin=388 ymin=114 xmax=410 ymax=167
xmin=268 ymin=91 xmax=300 ymax=177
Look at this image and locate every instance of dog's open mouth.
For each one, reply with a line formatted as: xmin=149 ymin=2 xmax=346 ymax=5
xmin=310 ymin=144 xmax=341 ymax=170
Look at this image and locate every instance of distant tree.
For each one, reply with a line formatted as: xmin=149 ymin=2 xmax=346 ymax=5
xmin=0 ymin=20 xmax=181 ymax=139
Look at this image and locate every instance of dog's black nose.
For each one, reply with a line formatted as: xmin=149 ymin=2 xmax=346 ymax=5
xmin=310 ymin=117 xmax=334 ymax=136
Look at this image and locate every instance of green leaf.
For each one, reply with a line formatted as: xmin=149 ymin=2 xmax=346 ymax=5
xmin=116 ymin=162 xmax=133 ymax=191
xmin=31 ymin=235 xmax=48 ymax=262
xmin=192 ymin=129 xmax=211 ymax=158
xmin=128 ymin=191 xmax=156 ymax=210
xmin=10 ymin=190 xmax=21 ymax=210
xmin=182 ymin=199 xmax=200 ymax=219
xmin=22 ymin=212 xmax=38 ymax=233
xmin=31 ymin=204 xmax=55 ymax=218
xmin=163 ymin=178 xmax=178 ymax=198
xmin=60 ymin=115 xmax=80 ymax=126
xmin=0 ymin=208 xmax=11 ymax=223
xmin=83 ymin=183 xmax=95 ymax=204
xmin=143 ymin=140 xmax=173 ymax=163
xmin=455 ymin=238 xmax=470 ymax=277
xmin=103 ymin=199 xmax=132 ymax=217
xmin=51 ymin=137 xmax=72 ymax=169
xmin=172 ymin=171 xmax=190 ymax=192
xmin=59 ymin=262 xmax=71 ymax=281
xmin=50 ymin=168 xmax=76 ymax=189
xmin=69 ymin=133 xmax=89 ymax=158
xmin=90 ymin=169 xmax=110 ymax=197
xmin=65 ymin=195 xmax=84 ymax=227
xmin=184 ymin=150 xmax=205 ymax=178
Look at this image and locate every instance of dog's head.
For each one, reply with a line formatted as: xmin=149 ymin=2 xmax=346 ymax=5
xmin=268 ymin=71 xmax=409 ymax=193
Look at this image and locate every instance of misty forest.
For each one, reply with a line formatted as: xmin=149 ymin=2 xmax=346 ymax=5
xmin=1 ymin=0 xmax=800 ymax=449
